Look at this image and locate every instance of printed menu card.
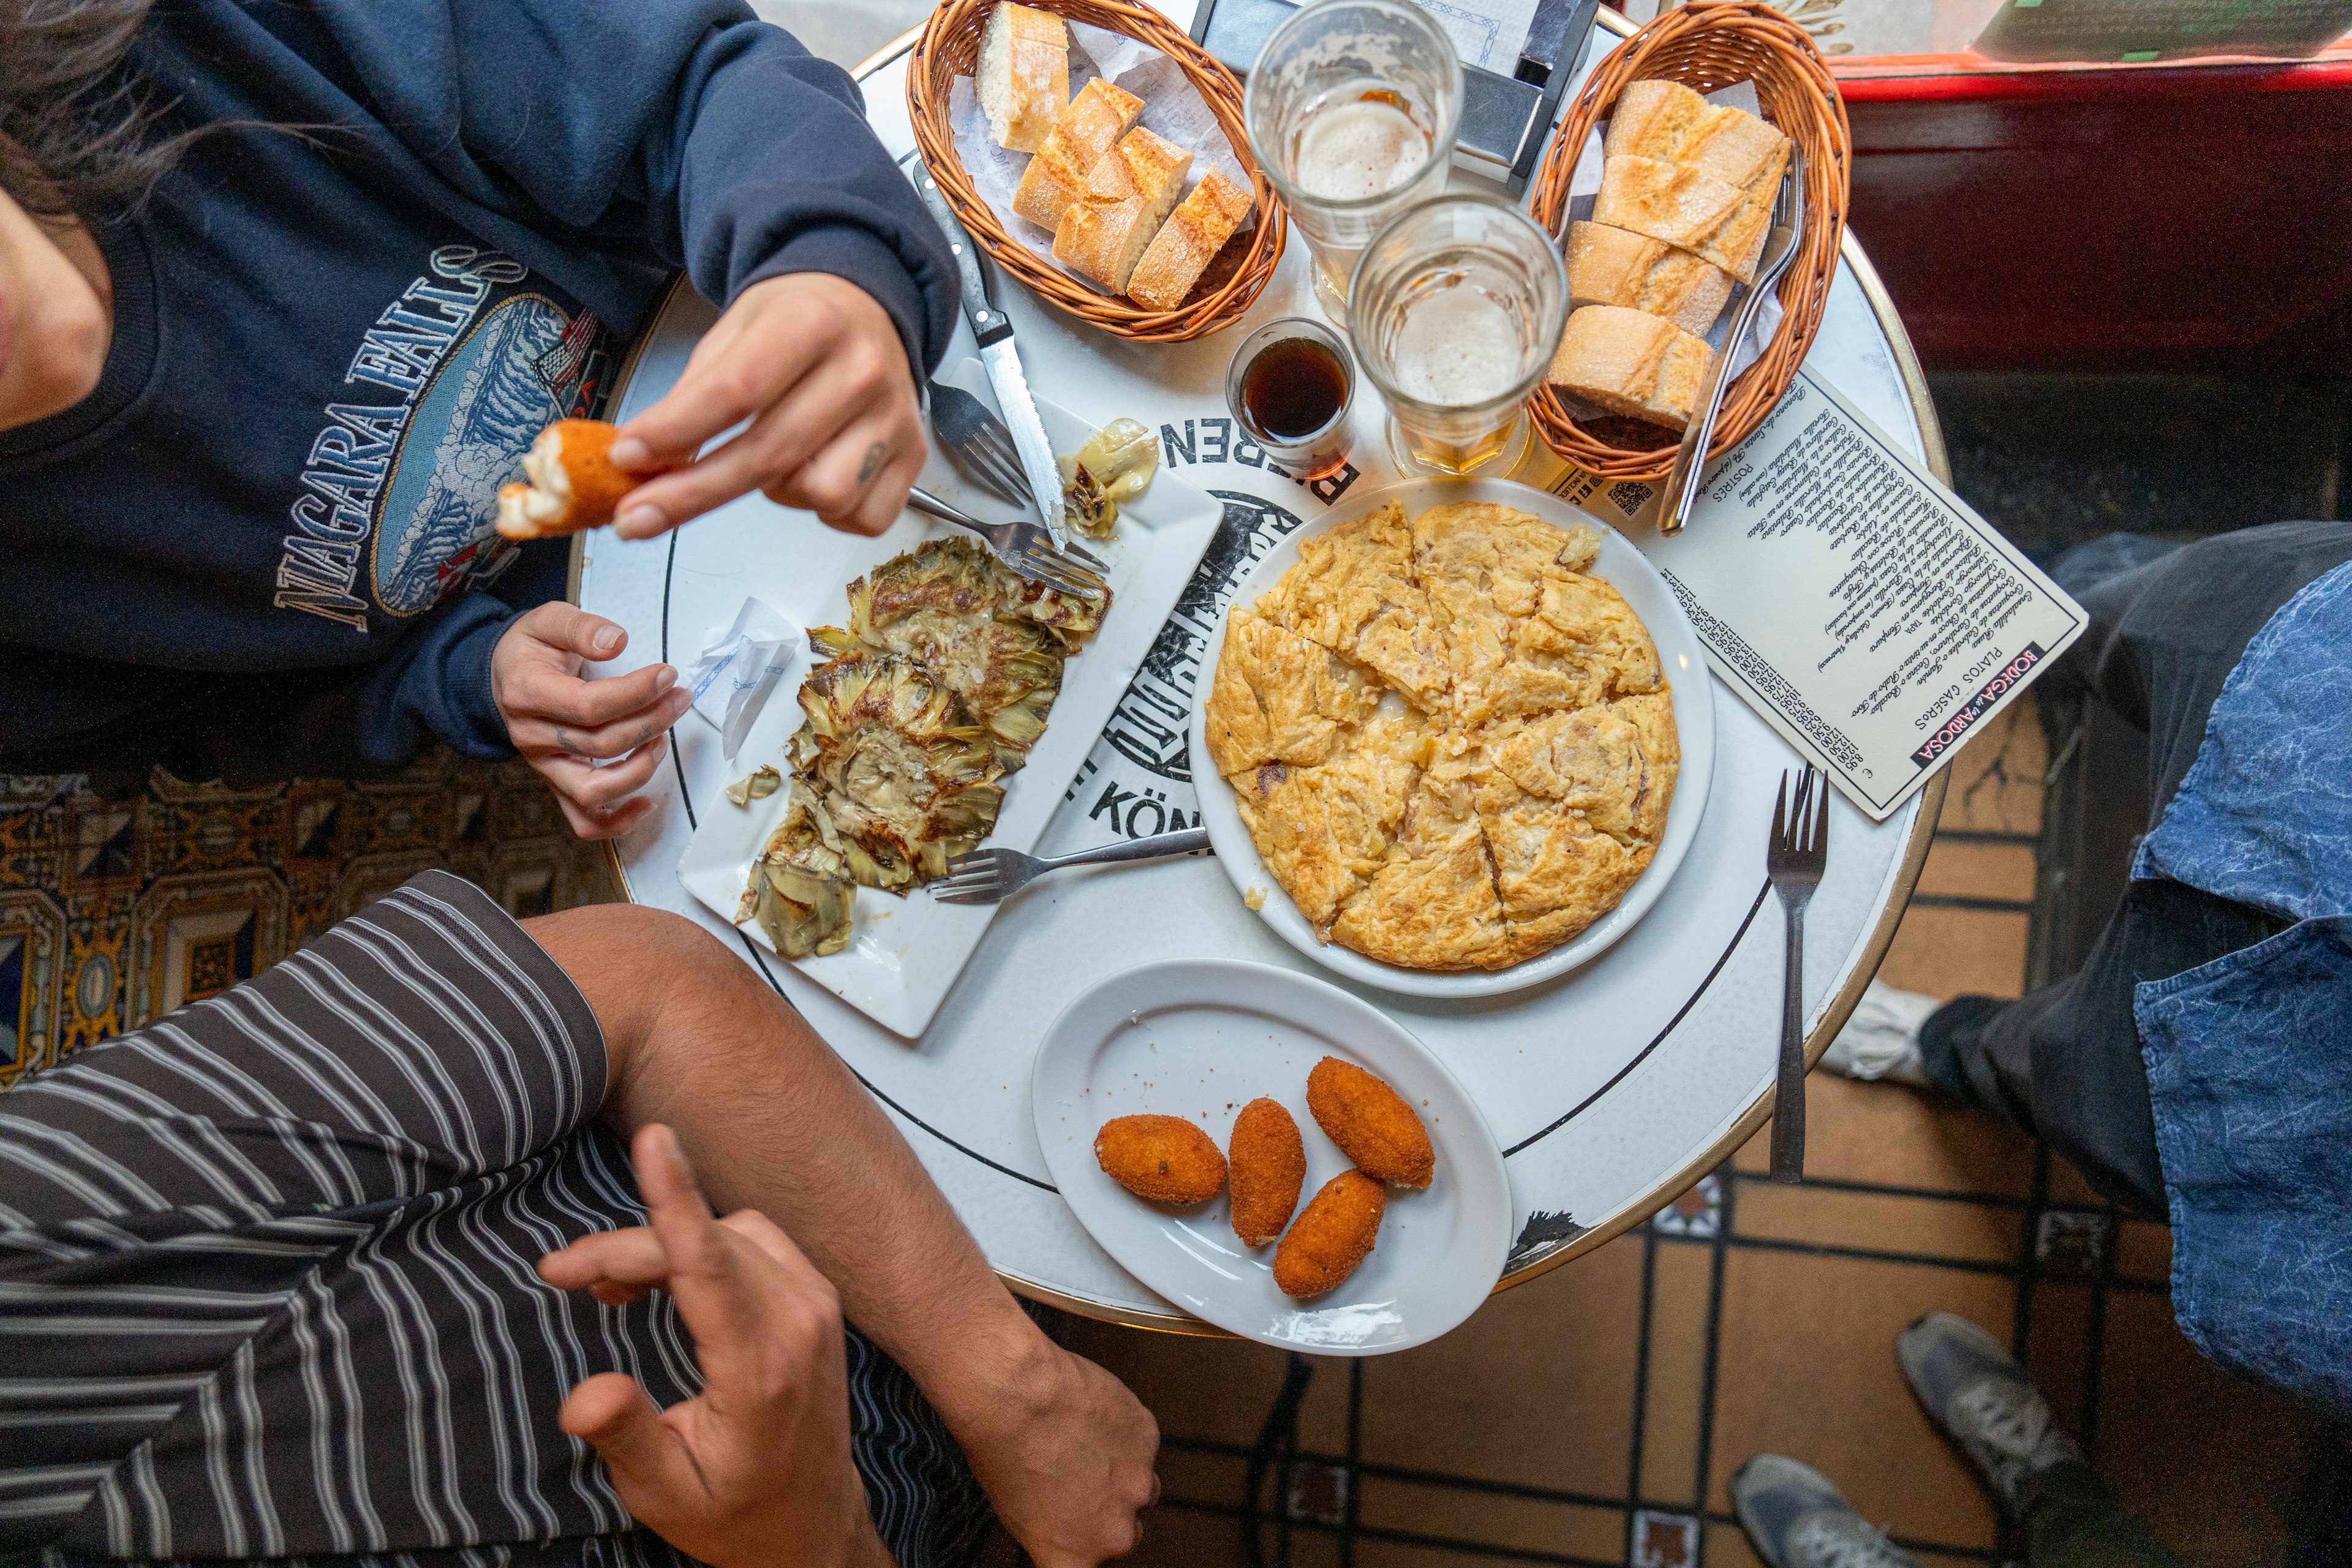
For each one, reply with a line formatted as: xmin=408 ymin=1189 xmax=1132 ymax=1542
xmin=1567 ymin=369 xmax=2086 ymax=821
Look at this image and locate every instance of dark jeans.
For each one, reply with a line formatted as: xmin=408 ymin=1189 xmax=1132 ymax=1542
xmin=1917 ymin=520 xmax=2352 ymax=1218
xmin=2020 ymin=1461 xmax=2186 ymax=1568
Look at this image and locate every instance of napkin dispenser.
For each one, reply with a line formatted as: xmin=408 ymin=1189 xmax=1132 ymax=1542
xmin=1189 ymin=0 xmax=1600 ymax=198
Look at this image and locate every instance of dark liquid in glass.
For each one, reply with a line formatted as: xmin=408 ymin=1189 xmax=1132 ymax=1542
xmin=1240 ymin=337 xmax=1348 ymax=440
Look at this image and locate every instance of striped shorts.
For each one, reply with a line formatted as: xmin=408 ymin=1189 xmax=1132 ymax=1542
xmin=0 ymin=872 xmax=989 ymax=1567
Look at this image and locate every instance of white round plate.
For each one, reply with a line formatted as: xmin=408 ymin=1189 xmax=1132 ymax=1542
xmin=1031 ymin=959 xmax=1512 ymax=1354
xmin=1186 ymin=475 xmax=1716 ymax=998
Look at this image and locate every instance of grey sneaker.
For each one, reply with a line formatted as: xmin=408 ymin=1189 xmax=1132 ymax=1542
xmin=1819 ymin=981 xmax=1939 ymax=1086
xmin=1732 ymin=1455 xmax=1920 ymax=1568
xmin=1896 ymin=1312 xmax=2084 ymax=1514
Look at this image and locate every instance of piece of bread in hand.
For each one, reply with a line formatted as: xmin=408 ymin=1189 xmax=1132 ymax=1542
xmin=1546 ymin=304 xmax=1715 ymax=431
xmin=1605 ymin=79 xmax=1790 ymax=194
xmin=1126 ymin=167 xmax=1254 ymax=311
xmin=978 ymin=2 xmax=1068 ymax=153
xmin=1052 ymin=126 xmax=1193 ymax=293
xmin=1567 ymin=220 xmax=1736 ymax=338
xmin=1012 ymin=77 xmax=1145 ymax=231
xmin=1593 ymin=153 xmax=1776 ymax=282
xmin=496 ymin=420 xmax=639 ymax=540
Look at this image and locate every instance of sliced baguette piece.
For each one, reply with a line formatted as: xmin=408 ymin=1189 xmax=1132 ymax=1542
xmin=1052 ymin=126 xmax=1193 ymax=293
xmin=977 ymin=2 xmax=1068 ymax=153
xmin=1567 ymin=220 xmax=1736 ymax=338
xmin=1126 ymin=167 xmax=1255 ymax=311
xmin=1604 ymin=79 xmax=1791 ymax=194
xmin=1545 ymin=304 xmax=1715 ymax=431
xmin=1011 ymin=77 xmax=1144 ymax=231
xmin=1593 ymin=153 xmax=1776 ymax=282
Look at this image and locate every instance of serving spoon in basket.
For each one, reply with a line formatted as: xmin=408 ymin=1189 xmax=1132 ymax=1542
xmin=1657 ymin=147 xmax=1806 ymax=537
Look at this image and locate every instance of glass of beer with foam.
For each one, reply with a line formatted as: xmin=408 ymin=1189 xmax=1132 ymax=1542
xmin=1244 ymin=0 xmax=1463 ymax=322
xmin=1348 ymin=194 xmax=1568 ymax=477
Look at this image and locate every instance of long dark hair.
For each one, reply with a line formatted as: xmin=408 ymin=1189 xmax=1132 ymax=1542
xmin=0 ymin=0 xmax=187 ymax=220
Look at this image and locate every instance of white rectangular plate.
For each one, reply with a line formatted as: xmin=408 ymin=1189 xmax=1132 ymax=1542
xmin=677 ymin=367 xmax=1223 ymax=1037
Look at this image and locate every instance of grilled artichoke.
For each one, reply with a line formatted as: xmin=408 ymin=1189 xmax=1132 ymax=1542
xmin=852 ymin=537 xmax=1000 ymax=635
xmin=752 ymin=860 xmax=854 ymax=958
xmin=1001 ymin=573 xmax=1106 ymax=649
xmin=745 ymin=782 xmax=854 ymax=957
xmin=856 ymin=537 xmax=1106 ymax=649
xmin=1059 ymin=418 xmax=1158 ymax=539
xmin=789 ymin=653 xmax=1005 ymax=889
xmin=739 ymin=536 xmax=1111 ymax=948
xmin=817 ymin=538 xmax=1080 ymax=769
xmin=723 ymin=764 xmax=782 ymax=807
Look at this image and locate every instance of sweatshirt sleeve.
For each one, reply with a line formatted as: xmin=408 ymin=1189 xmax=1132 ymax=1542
xmin=353 ymin=540 xmax=579 ymax=766
xmin=356 ymin=593 xmax=516 ymax=766
xmin=281 ymin=0 xmax=960 ymax=373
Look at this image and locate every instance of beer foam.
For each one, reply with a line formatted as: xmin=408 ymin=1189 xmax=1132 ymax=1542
xmin=1292 ymin=99 xmax=1430 ymax=202
xmin=1389 ymin=286 xmax=1523 ymax=406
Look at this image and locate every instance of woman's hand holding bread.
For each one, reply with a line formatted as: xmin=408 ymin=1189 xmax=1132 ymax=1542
xmin=605 ymin=273 xmax=926 ymax=541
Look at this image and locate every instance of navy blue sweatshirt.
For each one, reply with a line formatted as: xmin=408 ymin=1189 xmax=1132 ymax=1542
xmin=0 ymin=0 xmax=955 ymax=778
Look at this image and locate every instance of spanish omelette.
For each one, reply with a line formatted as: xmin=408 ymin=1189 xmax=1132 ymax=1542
xmin=1204 ymin=500 xmax=1679 ymax=972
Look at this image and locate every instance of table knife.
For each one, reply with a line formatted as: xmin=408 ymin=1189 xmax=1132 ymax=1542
xmin=908 ymin=161 xmax=1071 ymax=545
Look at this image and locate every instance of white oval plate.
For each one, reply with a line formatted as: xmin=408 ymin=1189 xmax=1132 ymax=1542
xmin=1186 ymin=476 xmax=1716 ymax=998
xmin=1032 ymin=959 xmax=1511 ymax=1354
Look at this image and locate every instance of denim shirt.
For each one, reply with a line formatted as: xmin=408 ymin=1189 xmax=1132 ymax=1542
xmin=2133 ymin=560 xmax=2352 ymax=1415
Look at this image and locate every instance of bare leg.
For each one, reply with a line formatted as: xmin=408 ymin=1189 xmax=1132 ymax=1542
xmin=526 ymin=903 xmax=1156 ymax=1567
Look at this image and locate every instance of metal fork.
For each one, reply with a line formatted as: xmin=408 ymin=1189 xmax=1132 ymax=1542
xmin=1658 ymin=145 xmax=1808 ymax=536
xmin=1765 ymin=765 xmax=1830 ymax=1184
xmin=906 ymin=486 xmax=1109 ymax=600
xmin=931 ymin=827 xmax=1211 ymax=905
xmin=928 ymin=381 xmax=1033 ymax=509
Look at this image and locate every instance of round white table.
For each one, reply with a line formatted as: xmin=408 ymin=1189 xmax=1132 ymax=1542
xmin=576 ymin=5 xmax=1949 ymax=1332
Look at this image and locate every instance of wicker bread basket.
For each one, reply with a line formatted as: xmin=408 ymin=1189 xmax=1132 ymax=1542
xmin=907 ymin=0 xmax=1286 ymax=342
xmin=1526 ymin=2 xmax=1851 ymax=480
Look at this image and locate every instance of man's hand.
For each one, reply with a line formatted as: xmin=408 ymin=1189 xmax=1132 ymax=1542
xmin=552 ymin=1231 xmax=1161 ymax=1567
xmin=492 ymin=605 xmax=687 ymax=841
xmin=539 ymin=1126 xmax=890 ymax=1568
xmin=941 ymin=1338 xmax=1161 ymax=1567
xmin=608 ymin=273 xmax=924 ymax=540
xmin=546 ymin=1181 xmax=1163 ymax=1567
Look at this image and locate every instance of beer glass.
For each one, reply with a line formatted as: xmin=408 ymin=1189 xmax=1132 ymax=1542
xmin=1348 ymin=194 xmax=1567 ymax=477
xmin=1243 ymin=0 xmax=1463 ymax=322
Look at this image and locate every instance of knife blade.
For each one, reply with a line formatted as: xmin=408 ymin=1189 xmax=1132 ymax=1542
xmin=907 ymin=160 xmax=1071 ymax=545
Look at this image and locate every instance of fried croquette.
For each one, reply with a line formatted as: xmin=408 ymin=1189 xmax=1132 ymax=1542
xmin=1273 ymin=1169 xmax=1385 ymax=1297
xmin=1227 ymin=1098 xmax=1306 ymax=1246
xmin=1306 ymin=1057 xmax=1435 ymax=1188
xmin=496 ymin=419 xmax=646 ymax=540
xmin=1095 ymin=1114 xmax=1228 ymax=1205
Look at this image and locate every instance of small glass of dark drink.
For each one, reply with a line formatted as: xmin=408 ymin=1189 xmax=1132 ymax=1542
xmin=1225 ymin=317 xmax=1357 ymax=481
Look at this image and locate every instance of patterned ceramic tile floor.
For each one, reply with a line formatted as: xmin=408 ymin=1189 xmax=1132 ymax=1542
xmin=1050 ymin=700 xmax=2333 ymax=1567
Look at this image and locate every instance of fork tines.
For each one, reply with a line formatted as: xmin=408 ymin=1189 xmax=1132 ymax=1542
xmin=1768 ymin=765 xmax=1830 ymax=870
xmin=1052 ymin=536 xmax=1109 ymax=573
xmin=947 ymin=420 xmax=1030 ymax=510
xmin=1018 ymin=546 xmax=1107 ymax=599
xmin=1028 ymin=533 xmax=1110 ymax=579
xmin=928 ymin=383 xmax=1032 ymax=508
xmin=965 ymin=426 xmax=1030 ymax=507
xmin=930 ymin=850 xmax=1009 ymax=905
